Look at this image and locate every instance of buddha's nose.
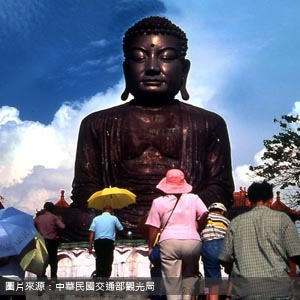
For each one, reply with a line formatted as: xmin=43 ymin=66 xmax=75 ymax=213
xmin=145 ymin=56 xmax=160 ymax=75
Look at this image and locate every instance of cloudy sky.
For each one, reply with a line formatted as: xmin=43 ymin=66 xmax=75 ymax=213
xmin=1 ymin=0 xmax=299 ymax=214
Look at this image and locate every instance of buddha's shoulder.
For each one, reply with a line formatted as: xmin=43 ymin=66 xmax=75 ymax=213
xmin=180 ymin=102 xmax=226 ymax=124
xmin=81 ymin=103 xmax=130 ymax=123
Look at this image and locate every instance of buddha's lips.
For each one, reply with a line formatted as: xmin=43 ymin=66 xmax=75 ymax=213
xmin=142 ymin=80 xmax=163 ymax=86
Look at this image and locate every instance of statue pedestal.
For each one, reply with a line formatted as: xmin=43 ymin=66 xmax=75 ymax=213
xmin=57 ymin=241 xmax=150 ymax=278
xmin=24 ymin=241 xmax=229 ymax=299
xmin=26 ymin=240 xmax=151 ymax=278
xmin=26 ymin=240 xmax=225 ymax=279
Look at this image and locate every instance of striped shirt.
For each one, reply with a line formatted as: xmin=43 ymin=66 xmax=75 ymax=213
xmin=201 ymin=212 xmax=230 ymax=241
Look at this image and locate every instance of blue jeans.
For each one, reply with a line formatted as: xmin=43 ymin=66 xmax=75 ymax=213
xmin=201 ymin=238 xmax=224 ymax=279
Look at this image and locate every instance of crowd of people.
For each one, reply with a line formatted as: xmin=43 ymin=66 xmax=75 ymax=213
xmin=3 ymin=169 xmax=300 ymax=300
xmin=144 ymin=169 xmax=300 ymax=300
xmin=4 ymin=168 xmax=296 ymax=300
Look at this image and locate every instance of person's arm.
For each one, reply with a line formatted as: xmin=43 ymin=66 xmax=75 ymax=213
xmin=219 ymin=223 xmax=234 ymax=273
xmin=88 ymin=231 xmax=95 ymax=254
xmin=115 ymin=217 xmax=124 ymax=232
xmin=148 ymin=225 xmax=160 ymax=256
xmin=225 ymin=278 xmax=233 ymax=300
xmin=145 ymin=198 xmax=161 ymax=255
xmin=56 ymin=216 xmax=66 ymax=230
xmin=197 ymin=211 xmax=209 ymax=233
xmin=283 ymin=214 xmax=300 ymax=268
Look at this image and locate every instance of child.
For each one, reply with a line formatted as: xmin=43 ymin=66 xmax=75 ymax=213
xmin=200 ymin=203 xmax=230 ymax=300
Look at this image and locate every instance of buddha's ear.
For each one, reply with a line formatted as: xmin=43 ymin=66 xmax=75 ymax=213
xmin=180 ymin=59 xmax=190 ymax=101
xmin=121 ymin=61 xmax=130 ymax=101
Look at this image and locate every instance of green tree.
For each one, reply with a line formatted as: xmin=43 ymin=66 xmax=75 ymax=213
xmin=249 ymin=114 xmax=300 ymax=206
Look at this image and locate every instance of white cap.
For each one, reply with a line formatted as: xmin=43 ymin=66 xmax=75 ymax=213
xmin=208 ymin=202 xmax=227 ymax=212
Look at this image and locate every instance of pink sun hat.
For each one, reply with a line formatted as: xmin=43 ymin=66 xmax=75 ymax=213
xmin=156 ymin=169 xmax=192 ymax=194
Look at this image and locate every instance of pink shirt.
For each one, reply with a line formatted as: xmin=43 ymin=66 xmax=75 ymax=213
xmin=146 ymin=194 xmax=208 ymax=242
xmin=35 ymin=211 xmax=65 ymax=240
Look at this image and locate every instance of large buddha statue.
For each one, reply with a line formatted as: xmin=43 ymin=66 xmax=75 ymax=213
xmin=70 ymin=16 xmax=234 ymax=237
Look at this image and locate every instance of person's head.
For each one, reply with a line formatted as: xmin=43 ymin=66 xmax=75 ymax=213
xmin=247 ymin=181 xmax=273 ymax=205
xmin=103 ymin=205 xmax=113 ymax=213
xmin=121 ymin=16 xmax=190 ymax=104
xmin=208 ymin=202 xmax=227 ymax=215
xmin=43 ymin=202 xmax=55 ymax=212
xmin=156 ymin=169 xmax=192 ymax=194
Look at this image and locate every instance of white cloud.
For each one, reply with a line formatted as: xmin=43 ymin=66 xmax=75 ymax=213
xmin=1 ymin=166 xmax=72 ymax=215
xmin=291 ymin=101 xmax=300 ymax=114
xmin=253 ymin=148 xmax=266 ymax=165
xmin=232 ymin=164 xmax=264 ymax=192
xmin=0 ymin=108 xmax=72 ymax=188
xmin=233 ymin=165 xmax=253 ymax=190
xmin=0 ymin=80 xmax=125 ymax=214
xmin=0 ymin=106 xmax=21 ymax=125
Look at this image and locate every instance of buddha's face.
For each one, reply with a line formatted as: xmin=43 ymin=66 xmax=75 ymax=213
xmin=123 ymin=34 xmax=190 ymax=103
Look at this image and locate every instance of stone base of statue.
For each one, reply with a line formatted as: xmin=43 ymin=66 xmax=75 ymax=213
xmin=24 ymin=241 xmax=229 ymax=300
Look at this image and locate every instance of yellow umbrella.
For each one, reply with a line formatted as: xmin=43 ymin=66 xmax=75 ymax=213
xmin=19 ymin=230 xmax=48 ymax=276
xmin=87 ymin=186 xmax=136 ymax=210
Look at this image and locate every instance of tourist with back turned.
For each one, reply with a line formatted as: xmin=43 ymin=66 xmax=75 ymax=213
xmin=88 ymin=205 xmax=123 ymax=278
xmin=219 ymin=181 xmax=300 ymax=300
xmin=146 ymin=169 xmax=208 ymax=300
xmin=35 ymin=202 xmax=65 ymax=278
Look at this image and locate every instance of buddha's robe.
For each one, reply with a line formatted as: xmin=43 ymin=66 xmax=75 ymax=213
xmin=71 ymin=100 xmax=234 ymax=232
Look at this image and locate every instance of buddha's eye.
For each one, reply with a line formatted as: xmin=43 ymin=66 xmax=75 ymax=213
xmin=127 ymin=49 xmax=146 ymax=61
xmin=159 ymin=49 xmax=179 ymax=61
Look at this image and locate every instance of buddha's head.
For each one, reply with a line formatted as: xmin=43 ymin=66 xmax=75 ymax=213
xmin=121 ymin=16 xmax=190 ymax=105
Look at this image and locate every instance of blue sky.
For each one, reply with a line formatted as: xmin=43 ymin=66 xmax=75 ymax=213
xmin=1 ymin=0 xmax=299 ymax=212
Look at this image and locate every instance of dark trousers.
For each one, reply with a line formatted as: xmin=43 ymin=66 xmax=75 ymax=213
xmin=45 ymin=239 xmax=59 ymax=278
xmin=94 ymin=238 xmax=114 ymax=278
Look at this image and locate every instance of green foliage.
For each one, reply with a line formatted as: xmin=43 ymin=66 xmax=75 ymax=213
xmin=249 ymin=115 xmax=300 ymax=203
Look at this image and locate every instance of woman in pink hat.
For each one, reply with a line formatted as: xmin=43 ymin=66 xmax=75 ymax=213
xmin=146 ymin=169 xmax=208 ymax=300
